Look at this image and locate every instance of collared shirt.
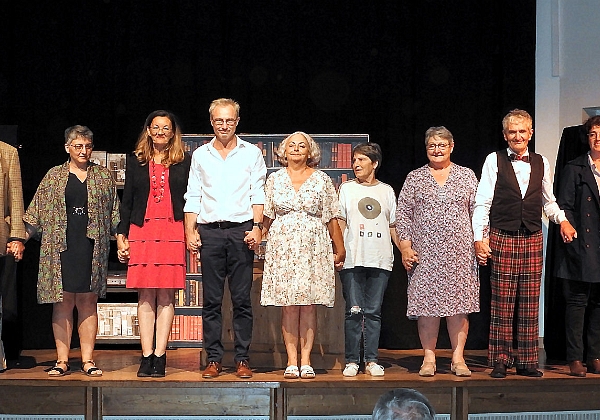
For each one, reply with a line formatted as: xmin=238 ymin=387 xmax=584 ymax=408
xmin=588 ymin=152 xmax=600 ymax=193
xmin=472 ymin=148 xmax=566 ymax=241
xmin=184 ymin=135 xmax=266 ymax=224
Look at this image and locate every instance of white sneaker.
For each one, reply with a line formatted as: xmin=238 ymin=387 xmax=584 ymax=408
xmin=366 ymin=362 xmax=385 ymax=376
xmin=343 ymin=363 xmax=359 ymax=377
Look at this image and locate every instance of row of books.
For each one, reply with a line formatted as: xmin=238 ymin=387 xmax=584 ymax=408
xmin=170 ymin=315 xmax=203 ymax=341
xmin=186 ymin=250 xmax=201 ymax=274
xmin=175 ymin=276 xmax=203 ymax=307
xmin=255 ymin=141 xmax=360 ymax=169
xmin=97 ymin=304 xmax=139 ymax=338
xmin=181 ymin=136 xmax=361 ymax=170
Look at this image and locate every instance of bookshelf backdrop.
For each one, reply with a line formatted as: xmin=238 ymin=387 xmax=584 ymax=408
xmin=96 ymin=133 xmax=368 ymax=350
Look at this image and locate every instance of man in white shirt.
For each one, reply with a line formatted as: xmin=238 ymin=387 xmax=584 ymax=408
xmin=184 ymin=98 xmax=266 ymax=379
xmin=472 ymin=109 xmax=576 ymax=378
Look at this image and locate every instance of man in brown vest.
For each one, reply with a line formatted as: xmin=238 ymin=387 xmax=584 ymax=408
xmin=472 ymin=109 xmax=576 ymax=378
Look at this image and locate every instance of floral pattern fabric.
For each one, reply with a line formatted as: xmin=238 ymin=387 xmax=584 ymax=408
xmin=261 ymin=169 xmax=340 ymax=307
xmin=396 ymin=164 xmax=480 ymax=317
xmin=24 ymin=162 xmax=120 ymax=304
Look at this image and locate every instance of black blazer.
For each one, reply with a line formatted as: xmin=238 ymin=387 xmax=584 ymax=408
xmin=117 ymin=153 xmax=191 ymax=236
xmin=555 ymin=153 xmax=600 ymax=283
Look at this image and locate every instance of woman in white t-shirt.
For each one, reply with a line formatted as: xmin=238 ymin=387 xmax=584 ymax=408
xmin=337 ymin=143 xmax=400 ymax=377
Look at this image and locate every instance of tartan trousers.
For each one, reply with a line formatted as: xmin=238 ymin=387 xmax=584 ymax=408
xmin=488 ymin=227 xmax=543 ymax=369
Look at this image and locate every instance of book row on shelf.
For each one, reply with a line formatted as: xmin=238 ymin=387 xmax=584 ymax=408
xmin=176 ymin=276 xmax=203 ymax=307
xmin=97 ymin=303 xmax=202 ymax=343
xmin=186 ymin=250 xmax=201 ymax=274
xmin=171 ymin=314 xmax=203 ymax=342
xmin=182 ymin=138 xmax=361 ymax=170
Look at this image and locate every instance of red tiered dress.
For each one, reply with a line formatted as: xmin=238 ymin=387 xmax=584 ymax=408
xmin=126 ymin=163 xmax=186 ymax=289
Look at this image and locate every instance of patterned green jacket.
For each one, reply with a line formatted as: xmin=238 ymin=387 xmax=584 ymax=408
xmin=24 ymin=161 xmax=120 ymax=304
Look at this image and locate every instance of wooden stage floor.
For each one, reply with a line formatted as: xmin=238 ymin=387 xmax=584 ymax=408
xmin=1 ymin=348 xmax=600 ymax=419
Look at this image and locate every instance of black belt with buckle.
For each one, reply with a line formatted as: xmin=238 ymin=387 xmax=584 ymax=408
xmin=204 ymin=220 xmax=249 ymax=229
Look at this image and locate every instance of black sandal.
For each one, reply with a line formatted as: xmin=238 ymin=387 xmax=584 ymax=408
xmin=81 ymin=360 xmax=103 ymax=377
xmin=46 ymin=361 xmax=70 ymax=377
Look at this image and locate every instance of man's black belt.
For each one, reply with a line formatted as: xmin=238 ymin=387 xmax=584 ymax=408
xmin=203 ymin=220 xmax=249 ymax=229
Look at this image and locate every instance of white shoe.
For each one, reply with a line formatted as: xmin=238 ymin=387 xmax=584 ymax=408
xmin=366 ymin=362 xmax=385 ymax=376
xmin=343 ymin=363 xmax=359 ymax=377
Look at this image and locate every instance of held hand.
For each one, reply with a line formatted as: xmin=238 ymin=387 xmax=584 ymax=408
xmin=185 ymin=230 xmax=202 ymax=253
xmin=401 ymin=248 xmax=419 ymax=271
xmin=116 ymin=234 xmax=130 ymax=263
xmin=244 ymin=228 xmax=262 ymax=251
xmin=6 ymin=241 xmax=25 ymax=262
xmin=475 ymin=239 xmax=492 ymax=266
xmin=560 ymin=220 xmax=577 ymax=243
xmin=333 ymin=250 xmax=346 ymax=271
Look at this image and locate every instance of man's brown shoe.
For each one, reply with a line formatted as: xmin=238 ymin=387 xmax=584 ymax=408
xmin=236 ymin=360 xmax=253 ymax=378
xmin=588 ymin=359 xmax=600 ymax=374
xmin=568 ymin=360 xmax=586 ymax=377
xmin=202 ymin=361 xmax=222 ymax=378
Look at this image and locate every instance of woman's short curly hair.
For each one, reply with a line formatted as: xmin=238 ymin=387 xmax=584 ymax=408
xmin=276 ymin=131 xmax=321 ymax=168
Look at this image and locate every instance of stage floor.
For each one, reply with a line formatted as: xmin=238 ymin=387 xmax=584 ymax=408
xmin=0 ymin=347 xmax=581 ymax=381
xmin=1 ymin=348 xmax=600 ymax=420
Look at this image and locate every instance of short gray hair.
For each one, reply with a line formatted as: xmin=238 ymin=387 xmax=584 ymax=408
xmin=65 ymin=125 xmax=93 ymax=146
xmin=372 ymin=388 xmax=435 ymax=420
xmin=424 ymin=126 xmax=453 ymax=146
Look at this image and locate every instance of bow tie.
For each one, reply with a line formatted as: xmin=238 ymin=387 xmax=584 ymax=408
xmin=509 ymin=153 xmax=530 ymax=163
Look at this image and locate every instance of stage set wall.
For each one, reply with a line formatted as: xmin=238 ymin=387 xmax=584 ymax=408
xmin=0 ymin=1 xmax=538 ymax=354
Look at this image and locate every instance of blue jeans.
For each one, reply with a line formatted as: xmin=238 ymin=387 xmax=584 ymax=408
xmin=340 ymin=267 xmax=390 ymax=364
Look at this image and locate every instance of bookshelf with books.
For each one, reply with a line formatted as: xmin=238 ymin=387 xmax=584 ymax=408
xmin=182 ymin=133 xmax=369 ymax=190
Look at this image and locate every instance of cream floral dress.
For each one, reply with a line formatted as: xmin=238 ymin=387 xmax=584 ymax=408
xmin=261 ymin=169 xmax=340 ymax=307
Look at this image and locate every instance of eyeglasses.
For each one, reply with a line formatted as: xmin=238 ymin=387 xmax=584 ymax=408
xmin=70 ymin=144 xmax=94 ymax=151
xmin=212 ymin=118 xmax=238 ymax=127
xmin=426 ymin=143 xmax=450 ymax=151
xmin=149 ymin=125 xmax=172 ymax=133
xmin=588 ymin=131 xmax=600 ymax=140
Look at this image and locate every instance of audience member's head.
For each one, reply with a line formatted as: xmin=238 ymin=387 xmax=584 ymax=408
xmin=372 ymin=388 xmax=435 ymax=420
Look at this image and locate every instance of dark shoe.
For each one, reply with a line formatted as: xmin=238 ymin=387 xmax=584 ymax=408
xmin=137 ymin=354 xmax=154 ymax=377
xmin=516 ymin=367 xmax=543 ymax=377
xmin=568 ymin=360 xmax=586 ymax=377
xmin=81 ymin=360 xmax=103 ymax=377
xmin=587 ymin=358 xmax=600 ymax=374
xmin=236 ymin=360 xmax=253 ymax=378
xmin=47 ymin=361 xmax=70 ymax=377
xmin=202 ymin=361 xmax=222 ymax=379
xmin=151 ymin=353 xmax=166 ymax=377
xmin=490 ymin=361 xmax=507 ymax=378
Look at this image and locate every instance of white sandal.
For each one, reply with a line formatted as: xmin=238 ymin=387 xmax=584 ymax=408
xmin=300 ymin=365 xmax=316 ymax=379
xmin=284 ymin=365 xmax=299 ymax=379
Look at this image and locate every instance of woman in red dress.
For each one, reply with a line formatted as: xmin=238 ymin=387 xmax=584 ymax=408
xmin=117 ymin=110 xmax=191 ymax=377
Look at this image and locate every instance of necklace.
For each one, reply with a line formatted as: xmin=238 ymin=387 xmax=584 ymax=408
xmin=151 ymin=160 xmax=166 ymax=203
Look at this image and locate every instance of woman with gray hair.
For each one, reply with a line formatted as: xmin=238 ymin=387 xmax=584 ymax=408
xmin=24 ymin=125 xmax=120 ymax=377
xmin=260 ymin=131 xmax=345 ymax=379
xmin=396 ymin=126 xmax=479 ymax=377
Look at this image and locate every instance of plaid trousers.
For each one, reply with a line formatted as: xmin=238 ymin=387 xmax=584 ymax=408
xmin=488 ymin=227 xmax=543 ymax=369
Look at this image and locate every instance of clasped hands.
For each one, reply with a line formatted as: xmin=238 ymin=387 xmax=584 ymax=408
xmin=6 ymin=240 xmax=24 ymax=262
xmin=116 ymin=234 xmax=130 ymax=263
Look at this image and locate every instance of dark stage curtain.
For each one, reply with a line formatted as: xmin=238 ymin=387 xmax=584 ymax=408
xmin=0 ymin=1 xmax=536 ymax=351
xmin=543 ymin=125 xmax=589 ymax=361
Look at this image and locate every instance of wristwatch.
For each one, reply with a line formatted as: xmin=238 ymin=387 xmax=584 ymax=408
xmin=253 ymin=222 xmax=264 ymax=230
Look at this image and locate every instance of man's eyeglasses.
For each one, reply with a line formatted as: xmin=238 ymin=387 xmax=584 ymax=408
xmin=70 ymin=144 xmax=94 ymax=151
xmin=149 ymin=126 xmax=172 ymax=133
xmin=212 ymin=118 xmax=238 ymax=127
xmin=426 ymin=143 xmax=450 ymax=151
